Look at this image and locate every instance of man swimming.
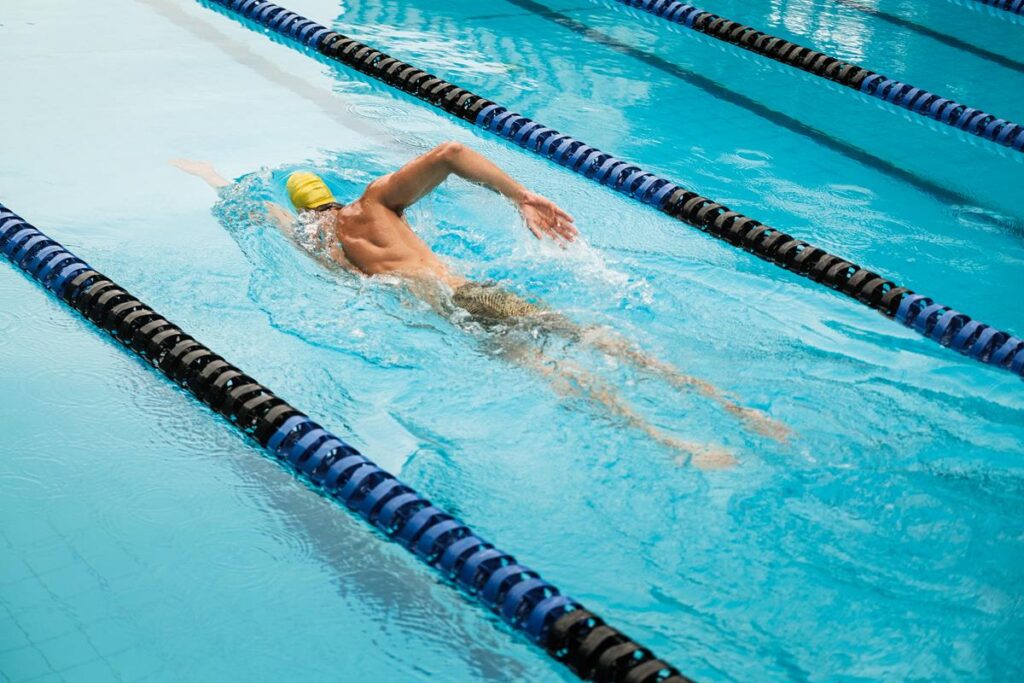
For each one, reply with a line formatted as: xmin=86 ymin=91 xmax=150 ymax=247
xmin=173 ymin=143 xmax=788 ymax=468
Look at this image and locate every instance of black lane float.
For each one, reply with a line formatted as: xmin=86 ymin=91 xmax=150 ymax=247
xmin=202 ymin=0 xmax=1023 ymax=378
xmin=968 ymin=0 xmax=1024 ymax=15
xmin=604 ymin=0 xmax=1024 ymax=152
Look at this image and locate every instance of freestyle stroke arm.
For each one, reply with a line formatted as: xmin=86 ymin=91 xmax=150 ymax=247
xmin=366 ymin=142 xmax=578 ymax=243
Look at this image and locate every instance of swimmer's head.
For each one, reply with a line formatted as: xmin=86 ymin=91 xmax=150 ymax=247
xmin=286 ymin=171 xmax=341 ymax=213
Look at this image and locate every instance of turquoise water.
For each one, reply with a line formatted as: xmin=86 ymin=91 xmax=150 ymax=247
xmin=1 ymin=0 xmax=1022 ymax=680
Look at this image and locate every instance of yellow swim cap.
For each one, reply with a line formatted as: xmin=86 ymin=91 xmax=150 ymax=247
xmin=286 ymin=171 xmax=337 ymax=211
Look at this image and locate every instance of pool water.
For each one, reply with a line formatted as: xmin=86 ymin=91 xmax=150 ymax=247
xmin=1 ymin=0 xmax=1022 ymax=680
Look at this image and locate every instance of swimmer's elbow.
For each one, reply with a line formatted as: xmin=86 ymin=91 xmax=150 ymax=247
xmin=434 ymin=141 xmax=465 ymax=165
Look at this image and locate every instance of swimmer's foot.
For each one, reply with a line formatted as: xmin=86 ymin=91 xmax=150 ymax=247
xmin=692 ymin=448 xmax=737 ymax=470
xmin=170 ymin=158 xmax=230 ymax=188
xmin=669 ymin=439 xmax=737 ymax=470
xmin=583 ymin=333 xmax=793 ymax=445
xmin=726 ymin=404 xmax=793 ymax=444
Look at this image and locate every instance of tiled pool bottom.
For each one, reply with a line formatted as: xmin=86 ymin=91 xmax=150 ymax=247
xmin=0 ymin=257 xmax=558 ymax=682
xmin=3 ymin=0 xmax=1024 ymax=680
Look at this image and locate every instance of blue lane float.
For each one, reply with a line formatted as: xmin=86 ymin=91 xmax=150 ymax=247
xmin=827 ymin=0 xmax=1024 ymax=75
xmin=199 ymin=0 xmax=1024 ymax=378
xmin=945 ymin=0 xmax=1024 ymax=22
xmin=0 ymin=203 xmax=693 ymax=683
xmin=602 ymin=0 xmax=1024 ymax=153
xmin=969 ymin=0 xmax=1024 ymax=15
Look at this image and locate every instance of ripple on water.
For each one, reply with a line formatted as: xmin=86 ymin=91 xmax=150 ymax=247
xmin=184 ymin=525 xmax=292 ymax=593
xmin=0 ymin=309 xmax=17 ymax=343
xmin=0 ymin=447 xmax=89 ymax=503
xmin=129 ymin=380 xmax=221 ymax=451
xmin=954 ymin=205 xmax=1018 ymax=235
xmin=826 ymin=183 xmax=876 ymax=205
xmin=0 ymin=468 xmax=61 ymax=503
xmin=391 ymin=132 xmax=434 ymax=150
xmin=726 ymin=148 xmax=772 ymax=169
xmin=347 ymin=102 xmax=408 ymax=120
xmin=20 ymin=362 xmax=134 ymax=417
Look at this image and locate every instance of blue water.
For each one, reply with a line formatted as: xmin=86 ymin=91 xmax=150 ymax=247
xmin=1 ymin=0 xmax=1022 ymax=680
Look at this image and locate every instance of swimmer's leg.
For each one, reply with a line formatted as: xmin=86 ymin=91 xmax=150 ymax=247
xmin=530 ymin=315 xmax=791 ymax=443
xmin=500 ymin=343 xmax=736 ymax=470
xmin=587 ymin=328 xmax=791 ymax=442
xmin=170 ymin=158 xmax=231 ymax=189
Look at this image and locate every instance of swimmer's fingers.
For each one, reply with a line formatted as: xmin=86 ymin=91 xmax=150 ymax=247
xmin=543 ymin=226 xmax=570 ymax=249
xmin=537 ymin=215 xmax=575 ymax=245
xmin=551 ymin=218 xmax=577 ymax=241
xmin=547 ymin=203 xmax=577 ymax=240
xmin=535 ymin=216 xmax=575 ymax=245
xmin=521 ymin=194 xmax=577 ymax=243
xmin=522 ymin=208 xmax=564 ymax=243
xmin=536 ymin=220 xmax=572 ymax=248
xmin=553 ymin=205 xmax=576 ymax=230
xmin=525 ymin=220 xmax=545 ymax=241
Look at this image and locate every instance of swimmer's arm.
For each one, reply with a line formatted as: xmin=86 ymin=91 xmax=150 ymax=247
xmin=367 ymin=142 xmax=577 ymax=242
xmin=263 ymin=202 xmax=357 ymax=273
xmin=170 ymin=159 xmax=231 ymax=189
xmin=264 ymin=202 xmax=296 ymax=236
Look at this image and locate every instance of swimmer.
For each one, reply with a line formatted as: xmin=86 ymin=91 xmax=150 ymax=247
xmin=172 ymin=143 xmax=789 ymax=468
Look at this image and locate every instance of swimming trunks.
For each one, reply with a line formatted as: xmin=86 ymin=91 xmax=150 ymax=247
xmin=452 ymin=282 xmax=542 ymax=324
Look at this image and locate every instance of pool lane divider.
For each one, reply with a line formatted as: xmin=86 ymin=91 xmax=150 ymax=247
xmin=827 ymin=0 xmax=1024 ymax=75
xmin=0 ymin=203 xmax=693 ymax=683
xmin=945 ymin=0 xmax=1024 ymax=22
xmin=969 ymin=0 xmax=1024 ymax=15
xmin=604 ymin=0 xmax=1024 ymax=153
xmin=200 ymin=0 xmax=1024 ymax=378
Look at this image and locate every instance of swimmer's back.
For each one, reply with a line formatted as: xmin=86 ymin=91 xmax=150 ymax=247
xmin=326 ymin=183 xmax=463 ymax=286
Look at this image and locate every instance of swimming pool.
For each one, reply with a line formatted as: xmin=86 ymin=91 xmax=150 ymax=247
xmin=2 ymin=0 xmax=1022 ymax=680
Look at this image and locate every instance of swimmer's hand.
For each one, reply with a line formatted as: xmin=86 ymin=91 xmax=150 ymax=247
xmin=170 ymin=158 xmax=230 ymax=189
xmin=517 ymin=191 xmax=577 ymax=244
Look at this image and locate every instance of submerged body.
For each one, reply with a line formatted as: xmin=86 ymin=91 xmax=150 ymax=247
xmin=173 ymin=143 xmax=788 ymax=466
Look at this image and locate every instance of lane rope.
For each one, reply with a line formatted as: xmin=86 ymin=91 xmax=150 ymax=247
xmin=967 ymin=0 xmax=1024 ymax=15
xmin=827 ymin=0 xmax=1024 ymax=75
xmin=0 ymin=203 xmax=693 ymax=683
xmin=602 ymin=0 xmax=1024 ymax=153
xmin=944 ymin=0 xmax=1023 ymax=23
xmin=201 ymin=0 xmax=1024 ymax=378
